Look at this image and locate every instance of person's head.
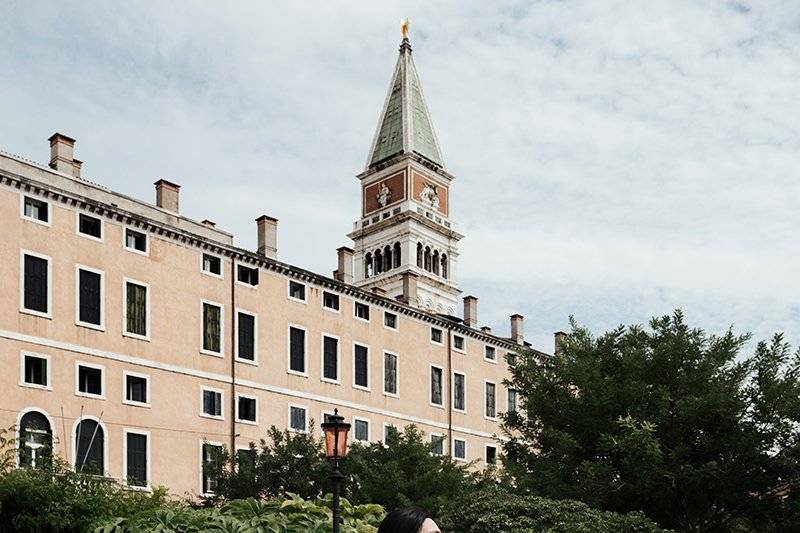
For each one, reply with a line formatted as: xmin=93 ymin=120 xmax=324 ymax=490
xmin=377 ymin=507 xmax=440 ymax=533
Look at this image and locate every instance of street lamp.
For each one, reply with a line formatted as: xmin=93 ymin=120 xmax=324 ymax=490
xmin=321 ymin=409 xmax=351 ymax=533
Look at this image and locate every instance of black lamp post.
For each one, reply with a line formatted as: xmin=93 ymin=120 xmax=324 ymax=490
xmin=321 ymin=409 xmax=351 ymax=533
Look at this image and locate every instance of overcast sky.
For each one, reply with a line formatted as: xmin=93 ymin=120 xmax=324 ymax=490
xmin=2 ymin=1 xmax=798 ymax=352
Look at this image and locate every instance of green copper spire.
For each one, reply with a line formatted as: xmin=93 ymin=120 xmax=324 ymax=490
xmin=366 ymin=35 xmax=444 ymax=169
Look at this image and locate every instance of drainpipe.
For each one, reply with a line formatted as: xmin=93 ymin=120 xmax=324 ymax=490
xmin=230 ymin=258 xmax=237 ymax=463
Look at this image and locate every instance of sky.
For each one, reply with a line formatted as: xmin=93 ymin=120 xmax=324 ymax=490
xmin=1 ymin=1 xmax=798 ymax=352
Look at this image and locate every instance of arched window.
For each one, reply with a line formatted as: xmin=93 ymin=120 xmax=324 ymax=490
xmin=432 ymin=250 xmax=440 ymax=275
xmin=441 ymin=254 xmax=448 ymax=279
xmin=75 ymin=419 xmax=105 ymax=475
xmin=393 ymin=242 xmax=401 ymax=268
xmin=416 ymin=243 xmax=423 ymax=268
xmin=424 ymin=247 xmax=432 ymax=272
xmin=365 ymin=253 xmax=373 ymax=278
xmin=374 ymin=249 xmax=383 ymax=275
xmin=19 ymin=411 xmax=52 ymax=468
xmin=383 ymin=245 xmax=392 ymax=272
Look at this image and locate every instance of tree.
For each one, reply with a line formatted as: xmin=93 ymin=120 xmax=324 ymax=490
xmin=502 ymin=311 xmax=800 ymax=532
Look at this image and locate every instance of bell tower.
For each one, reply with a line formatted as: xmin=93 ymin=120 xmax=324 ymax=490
xmin=348 ymin=23 xmax=462 ymax=315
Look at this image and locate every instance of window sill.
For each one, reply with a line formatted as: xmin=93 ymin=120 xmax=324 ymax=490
xmin=199 ymin=413 xmax=225 ymax=421
xmin=123 ymin=484 xmax=151 ymax=493
xmin=122 ymin=400 xmax=151 ymax=409
xmin=77 ymin=232 xmax=104 ymax=244
xmin=352 ymin=384 xmax=371 ymax=393
xmin=321 ymin=378 xmax=341 ymax=385
xmin=201 ymin=270 xmax=224 ymax=280
xmin=429 ymin=402 xmax=445 ymax=410
xmin=76 ymin=321 xmax=105 ymax=332
xmin=382 ymin=391 xmax=399 ymax=399
xmin=200 ymin=349 xmax=224 ymax=358
xmin=235 ymin=280 xmax=259 ymax=289
xmin=123 ymin=332 xmax=150 ymax=342
xmin=353 ymin=316 xmax=370 ymax=324
xmin=76 ymin=391 xmax=106 ymax=400
xmin=21 ymin=215 xmax=51 ymax=227
xmin=235 ymin=419 xmax=259 ymax=426
xmin=19 ymin=382 xmax=52 ymax=391
xmin=322 ymin=306 xmax=341 ymax=314
xmin=483 ymin=357 xmax=498 ymax=365
xmin=287 ymin=370 xmax=309 ymax=378
xmin=20 ymin=309 xmax=52 ymax=320
xmin=123 ymin=246 xmax=149 ymax=257
xmin=287 ymin=296 xmax=308 ymax=305
xmin=235 ymin=357 xmax=258 ymax=366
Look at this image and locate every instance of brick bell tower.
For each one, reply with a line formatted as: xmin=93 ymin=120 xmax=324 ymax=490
xmin=348 ymin=22 xmax=462 ymax=316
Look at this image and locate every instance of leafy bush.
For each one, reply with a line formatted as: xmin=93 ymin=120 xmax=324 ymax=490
xmin=438 ymin=486 xmax=670 ymax=533
xmin=95 ymin=494 xmax=384 ymax=533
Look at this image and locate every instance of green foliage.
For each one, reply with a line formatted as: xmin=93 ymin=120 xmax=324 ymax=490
xmin=502 ymin=311 xmax=800 ymax=532
xmin=438 ymin=486 xmax=669 ymax=533
xmin=95 ymin=494 xmax=383 ymax=533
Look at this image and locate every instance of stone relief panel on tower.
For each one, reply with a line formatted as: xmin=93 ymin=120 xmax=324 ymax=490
xmin=362 ymin=170 xmax=406 ymax=216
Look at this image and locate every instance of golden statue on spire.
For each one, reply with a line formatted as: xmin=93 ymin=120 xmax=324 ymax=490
xmin=400 ymin=18 xmax=411 ymax=39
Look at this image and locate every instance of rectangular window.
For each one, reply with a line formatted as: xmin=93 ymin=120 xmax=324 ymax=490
xmin=383 ymin=423 xmax=397 ymax=445
xmin=430 ymin=327 xmax=443 ymax=344
xmin=453 ymin=438 xmax=466 ymax=460
xmin=486 ymin=445 xmax=497 ymax=465
xmin=202 ymin=253 xmax=221 ymax=276
xmin=288 ymin=281 xmax=306 ymax=302
xmin=485 ymin=345 xmax=496 ymax=361
xmin=453 ymin=335 xmax=465 ymax=351
xmin=383 ymin=352 xmax=398 ymax=396
xmin=354 ymin=344 xmax=369 ymax=389
xmin=124 ymin=373 xmax=148 ymax=405
xmin=507 ymin=388 xmax=518 ymax=413
xmin=23 ymin=196 xmax=49 ymax=223
xmin=236 ymin=311 xmax=256 ymax=362
xmin=322 ymin=291 xmax=340 ymax=311
xmin=289 ymin=406 xmax=307 ymax=432
xmin=202 ymin=389 xmax=223 ymax=418
xmin=22 ymin=253 xmax=49 ymax=315
xmin=485 ymin=382 xmax=497 ymax=419
xmin=78 ymin=213 xmax=102 ymax=239
xmin=78 ymin=268 xmax=102 ymax=327
xmin=383 ymin=311 xmax=397 ymax=330
xmin=237 ymin=396 xmax=257 ymax=423
xmin=430 ymin=434 xmax=444 ymax=456
xmin=22 ymin=353 xmax=48 ymax=388
xmin=322 ymin=335 xmax=339 ymax=382
xmin=202 ymin=302 xmax=222 ymax=354
xmin=124 ymin=281 xmax=148 ymax=338
xmin=202 ymin=443 xmax=222 ymax=494
xmin=237 ymin=264 xmax=259 ymax=286
xmin=453 ymin=372 xmax=466 ymax=411
xmin=289 ymin=326 xmax=306 ymax=374
xmin=354 ymin=419 xmax=370 ymax=442
xmin=430 ymin=366 xmax=443 ymax=406
xmin=124 ymin=228 xmax=147 ymax=253
xmin=77 ymin=364 xmax=103 ymax=397
xmin=506 ymin=352 xmax=517 ymax=366
xmin=125 ymin=432 xmax=148 ymax=487
xmin=354 ymin=302 xmax=370 ymax=321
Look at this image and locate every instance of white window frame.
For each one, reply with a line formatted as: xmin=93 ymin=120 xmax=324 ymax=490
xmin=122 ymin=278 xmax=150 ymax=341
xmin=20 ymin=193 xmax=51 ymax=227
xmin=199 ymin=386 xmax=225 ymax=420
xmin=352 ymin=416 xmax=371 ymax=443
xmin=452 ymin=437 xmax=467 ymax=461
xmin=353 ymin=301 xmax=370 ymax=323
xmin=321 ymin=291 xmax=341 ymax=313
xmin=287 ymin=403 xmax=309 ymax=433
xmin=122 ymin=226 xmax=149 ymax=256
xmin=200 ymin=252 xmax=224 ymax=279
xmin=452 ymin=370 xmax=467 ymax=413
xmin=382 ymin=422 xmax=397 ymax=446
xmin=452 ymin=333 xmax=467 ymax=354
xmin=72 ymin=415 xmax=109 ymax=475
xmin=19 ymin=351 xmax=52 ymax=391
xmin=383 ymin=310 xmax=399 ymax=331
xmin=382 ymin=350 xmax=399 ymax=398
xmin=287 ymin=279 xmax=307 ymax=304
xmin=75 ymin=210 xmax=104 ymax=243
xmin=200 ymin=299 xmax=225 ymax=357
xmin=199 ymin=439 xmax=224 ymax=496
xmin=234 ymin=308 xmax=258 ymax=365
xmin=429 ymin=363 xmax=445 ymax=409
xmin=320 ymin=333 xmax=341 ymax=385
xmin=15 ymin=408 xmax=56 ymax=468
xmin=235 ymin=261 xmax=259 ymax=288
xmin=122 ymin=370 xmax=151 ymax=408
xmin=484 ymin=344 xmax=498 ymax=364
xmin=352 ymin=342 xmax=371 ymax=392
xmin=430 ymin=327 xmax=444 ymax=346
xmin=235 ymin=393 xmax=258 ymax=425
xmin=484 ymin=379 xmax=498 ymax=421
xmin=484 ymin=443 xmax=498 ymax=466
xmin=122 ymin=428 xmax=151 ymax=490
xmin=19 ymin=249 xmax=53 ymax=319
xmin=75 ymin=360 xmax=105 ymax=400
xmin=287 ymin=324 xmax=309 ymax=377
xmin=75 ymin=264 xmax=105 ymax=331
xmin=507 ymin=387 xmax=518 ymax=413
xmin=430 ymin=432 xmax=445 ymax=456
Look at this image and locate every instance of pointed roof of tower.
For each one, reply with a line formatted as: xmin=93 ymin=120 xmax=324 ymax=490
xmin=366 ymin=32 xmax=444 ymax=170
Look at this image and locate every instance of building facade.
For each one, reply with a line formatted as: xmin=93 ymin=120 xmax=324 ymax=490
xmin=0 ymin=34 xmax=547 ymax=495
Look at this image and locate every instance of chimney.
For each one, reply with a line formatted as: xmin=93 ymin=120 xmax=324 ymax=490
xmin=510 ymin=314 xmax=524 ymax=345
xmin=463 ymin=296 xmax=478 ymax=328
xmin=334 ymin=247 xmax=354 ymax=284
xmin=154 ymin=179 xmax=180 ymax=213
xmin=371 ymin=287 xmax=386 ymax=296
xmin=554 ymin=331 xmax=568 ymax=356
xmin=201 ymin=219 xmax=216 ymax=228
xmin=256 ymin=215 xmax=278 ymax=259
xmin=399 ymin=271 xmax=419 ymax=306
xmin=481 ymin=326 xmax=492 ymax=334
xmin=48 ymin=132 xmax=81 ymax=178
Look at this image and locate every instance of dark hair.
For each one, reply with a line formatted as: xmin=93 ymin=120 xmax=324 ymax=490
xmin=377 ymin=507 xmax=430 ymax=533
